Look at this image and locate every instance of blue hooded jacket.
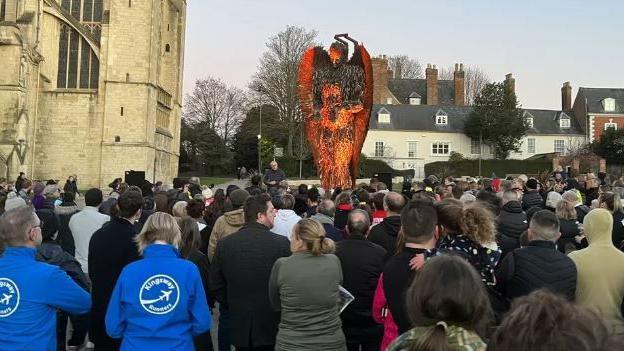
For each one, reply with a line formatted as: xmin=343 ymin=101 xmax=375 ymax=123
xmin=105 ymin=244 xmax=211 ymax=350
xmin=0 ymin=247 xmax=91 ymax=350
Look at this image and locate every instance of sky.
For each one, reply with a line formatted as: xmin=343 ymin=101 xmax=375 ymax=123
xmin=183 ymin=0 xmax=624 ymax=110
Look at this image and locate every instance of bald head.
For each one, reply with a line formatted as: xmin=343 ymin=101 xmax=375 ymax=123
xmin=0 ymin=206 xmax=39 ymax=247
xmin=384 ymin=192 xmax=406 ymax=215
xmin=347 ymin=209 xmax=370 ymax=236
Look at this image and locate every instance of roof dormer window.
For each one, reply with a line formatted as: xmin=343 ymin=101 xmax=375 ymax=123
xmin=559 ymin=113 xmax=570 ymax=129
xmin=524 ymin=112 xmax=534 ymax=128
xmin=435 ymin=109 xmax=448 ymax=125
xmin=386 ymin=98 xmax=393 ymax=105
xmin=408 ymin=92 xmax=421 ymax=105
xmin=603 ymin=98 xmax=616 ymax=112
xmin=377 ymin=107 xmax=391 ymax=124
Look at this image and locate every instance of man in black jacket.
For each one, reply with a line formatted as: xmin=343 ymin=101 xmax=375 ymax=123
xmin=335 ymin=209 xmax=386 ymax=351
xmin=496 ymin=210 xmax=577 ymax=308
xmin=522 ymin=178 xmax=544 ymax=211
xmin=383 ymin=200 xmax=440 ymax=334
xmin=369 ymin=192 xmax=406 ymax=261
xmin=497 ymin=190 xmax=528 ymax=257
xmin=210 ymin=194 xmax=291 ymax=351
xmin=88 ymin=191 xmax=142 ymax=351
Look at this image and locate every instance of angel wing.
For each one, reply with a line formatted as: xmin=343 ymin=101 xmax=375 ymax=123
xmin=348 ymin=44 xmax=373 ymax=185
xmin=298 ymin=46 xmax=330 ymax=174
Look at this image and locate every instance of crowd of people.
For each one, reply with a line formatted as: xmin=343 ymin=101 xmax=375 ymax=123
xmin=1 ymin=166 xmax=624 ymax=350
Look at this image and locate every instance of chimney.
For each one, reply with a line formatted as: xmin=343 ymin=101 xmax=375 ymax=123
xmin=504 ymin=73 xmax=515 ymax=96
xmin=561 ymin=81 xmax=572 ymax=111
xmin=454 ymin=63 xmax=465 ymax=106
xmin=426 ymin=64 xmax=438 ymax=105
xmin=372 ymin=55 xmax=390 ymax=104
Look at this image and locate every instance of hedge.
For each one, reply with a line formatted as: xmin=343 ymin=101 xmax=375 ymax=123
xmin=424 ymin=159 xmax=552 ymax=179
xmin=267 ymin=154 xmax=402 ymax=179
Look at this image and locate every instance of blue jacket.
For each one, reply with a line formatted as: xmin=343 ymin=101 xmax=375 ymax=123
xmin=105 ymin=244 xmax=211 ymax=350
xmin=0 ymin=247 xmax=91 ymax=350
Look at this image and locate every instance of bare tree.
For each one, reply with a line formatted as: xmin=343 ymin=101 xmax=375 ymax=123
xmin=387 ymin=55 xmax=423 ymax=79
xmin=437 ymin=64 xmax=491 ymax=105
xmin=184 ymin=77 xmax=247 ymax=145
xmin=250 ymin=25 xmax=317 ymax=157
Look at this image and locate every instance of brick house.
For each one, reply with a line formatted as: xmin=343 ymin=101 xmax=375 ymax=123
xmin=572 ymin=87 xmax=624 ymax=142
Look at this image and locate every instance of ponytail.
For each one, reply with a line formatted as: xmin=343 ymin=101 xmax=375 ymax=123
xmin=295 ymin=218 xmax=336 ymax=256
xmin=410 ymin=322 xmax=449 ymax=351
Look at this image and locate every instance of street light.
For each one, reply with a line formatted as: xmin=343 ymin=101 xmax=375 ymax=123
xmin=257 ymin=133 xmax=262 ymax=174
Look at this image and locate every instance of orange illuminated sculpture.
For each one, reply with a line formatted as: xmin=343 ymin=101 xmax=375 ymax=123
xmin=298 ymin=34 xmax=373 ymax=189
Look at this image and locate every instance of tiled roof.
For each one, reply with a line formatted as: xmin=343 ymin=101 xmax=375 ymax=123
xmin=388 ymin=78 xmax=455 ymax=105
xmin=370 ymin=104 xmax=584 ymax=135
xmin=577 ymin=87 xmax=624 ymax=114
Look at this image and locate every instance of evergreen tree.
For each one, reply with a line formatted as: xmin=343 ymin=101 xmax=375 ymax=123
xmin=591 ymin=128 xmax=624 ymax=161
xmin=464 ymin=82 xmax=528 ymax=159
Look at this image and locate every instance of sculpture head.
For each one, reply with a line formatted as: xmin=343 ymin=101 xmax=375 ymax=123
xmin=329 ymin=42 xmax=348 ymax=67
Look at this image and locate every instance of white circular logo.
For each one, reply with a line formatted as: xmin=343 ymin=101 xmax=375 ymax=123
xmin=0 ymin=278 xmax=20 ymax=318
xmin=139 ymin=274 xmax=180 ymax=315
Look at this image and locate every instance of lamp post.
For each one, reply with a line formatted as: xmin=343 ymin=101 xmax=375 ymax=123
xmin=257 ymin=133 xmax=262 ymax=175
xmin=257 ymin=103 xmax=263 ymax=174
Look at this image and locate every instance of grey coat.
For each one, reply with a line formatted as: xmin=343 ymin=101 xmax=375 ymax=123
xmin=269 ymin=252 xmax=346 ymax=351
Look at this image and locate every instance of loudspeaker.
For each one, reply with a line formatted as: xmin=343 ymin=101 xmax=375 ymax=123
xmin=374 ymin=172 xmax=393 ymax=190
xmin=124 ymin=170 xmax=145 ymax=187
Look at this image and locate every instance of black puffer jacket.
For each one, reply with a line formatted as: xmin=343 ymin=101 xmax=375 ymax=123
xmin=496 ymin=201 xmax=528 ymax=256
xmin=369 ymin=215 xmax=402 ymax=261
xmin=522 ymin=191 xmax=544 ymax=211
xmin=495 ymin=240 xmax=576 ymax=305
xmin=37 ymin=242 xmax=90 ymax=291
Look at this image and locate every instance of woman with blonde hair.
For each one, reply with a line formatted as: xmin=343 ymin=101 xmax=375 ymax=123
xmin=269 ymin=218 xmax=345 ymax=350
xmin=105 ymin=212 xmax=211 ymax=350
xmin=599 ymin=192 xmax=624 ymax=249
xmin=555 ymin=199 xmax=582 ymax=253
xmin=172 ymin=200 xmax=188 ymax=218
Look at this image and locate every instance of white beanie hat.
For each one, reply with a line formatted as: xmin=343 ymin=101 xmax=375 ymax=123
xmin=5 ymin=192 xmax=27 ymax=211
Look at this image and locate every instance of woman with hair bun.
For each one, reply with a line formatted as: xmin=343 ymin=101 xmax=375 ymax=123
xmin=269 ymin=218 xmax=345 ymax=350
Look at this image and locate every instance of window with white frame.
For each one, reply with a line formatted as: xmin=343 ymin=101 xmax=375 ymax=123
xmin=375 ymin=141 xmax=384 ymax=157
xmin=560 ymin=118 xmax=570 ymax=128
xmin=408 ymin=142 xmax=417 ymax=158
xmin=526 ymin=117 xmax=534 ymax=128
xmin=431 ymin=142 xmax=450 ymax=155
xmin=554 ymin=139 xmax=565 ymax=154
xmin=471 ymin=138 xmax=480 ymax=154
xmin=435 ymin=110 xmax=448 ymax=125
xmin=527 ymin=138 xmax=535 ymax=153
xmin=603 ymin=98 xmax=616 ymax=112
xmin=605 ymin=122 xmax=618 ymax=130
xmin=378 ymin=108 xmax=391 ymax=124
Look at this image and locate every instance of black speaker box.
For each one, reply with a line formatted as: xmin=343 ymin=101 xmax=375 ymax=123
xmin=124 ymin=170 xmax=145 ymax=187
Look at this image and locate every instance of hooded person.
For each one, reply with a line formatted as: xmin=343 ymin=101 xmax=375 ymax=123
xmin=208 ymin=188 xmax=249 ymax=261
xmin=369 ymin=192 xmax=406 ymax=261
xmin=32 ymin=182 xmax=46 ymax=210
xmin=271 ymin=194 xmax=301 ymax=240
xmin=569 ymin=209 xmax=624 ymax=334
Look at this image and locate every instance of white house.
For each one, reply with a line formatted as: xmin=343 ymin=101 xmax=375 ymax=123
xmin=362 ymin=105 xmax=586 ymax=179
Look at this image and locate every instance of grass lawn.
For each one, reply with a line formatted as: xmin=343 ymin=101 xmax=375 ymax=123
xmin=199 ymin=177 xmax=232 ymax=186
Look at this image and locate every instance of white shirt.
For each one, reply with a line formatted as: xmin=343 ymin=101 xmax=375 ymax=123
xmin=68 ymin=206 xmax=110 ymax=273
xmin=272 ymin=209 xmax=301 ymax=241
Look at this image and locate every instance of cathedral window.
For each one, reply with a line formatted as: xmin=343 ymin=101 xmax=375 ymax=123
xmin=57 ymin=24 xmax=100 ymax=89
